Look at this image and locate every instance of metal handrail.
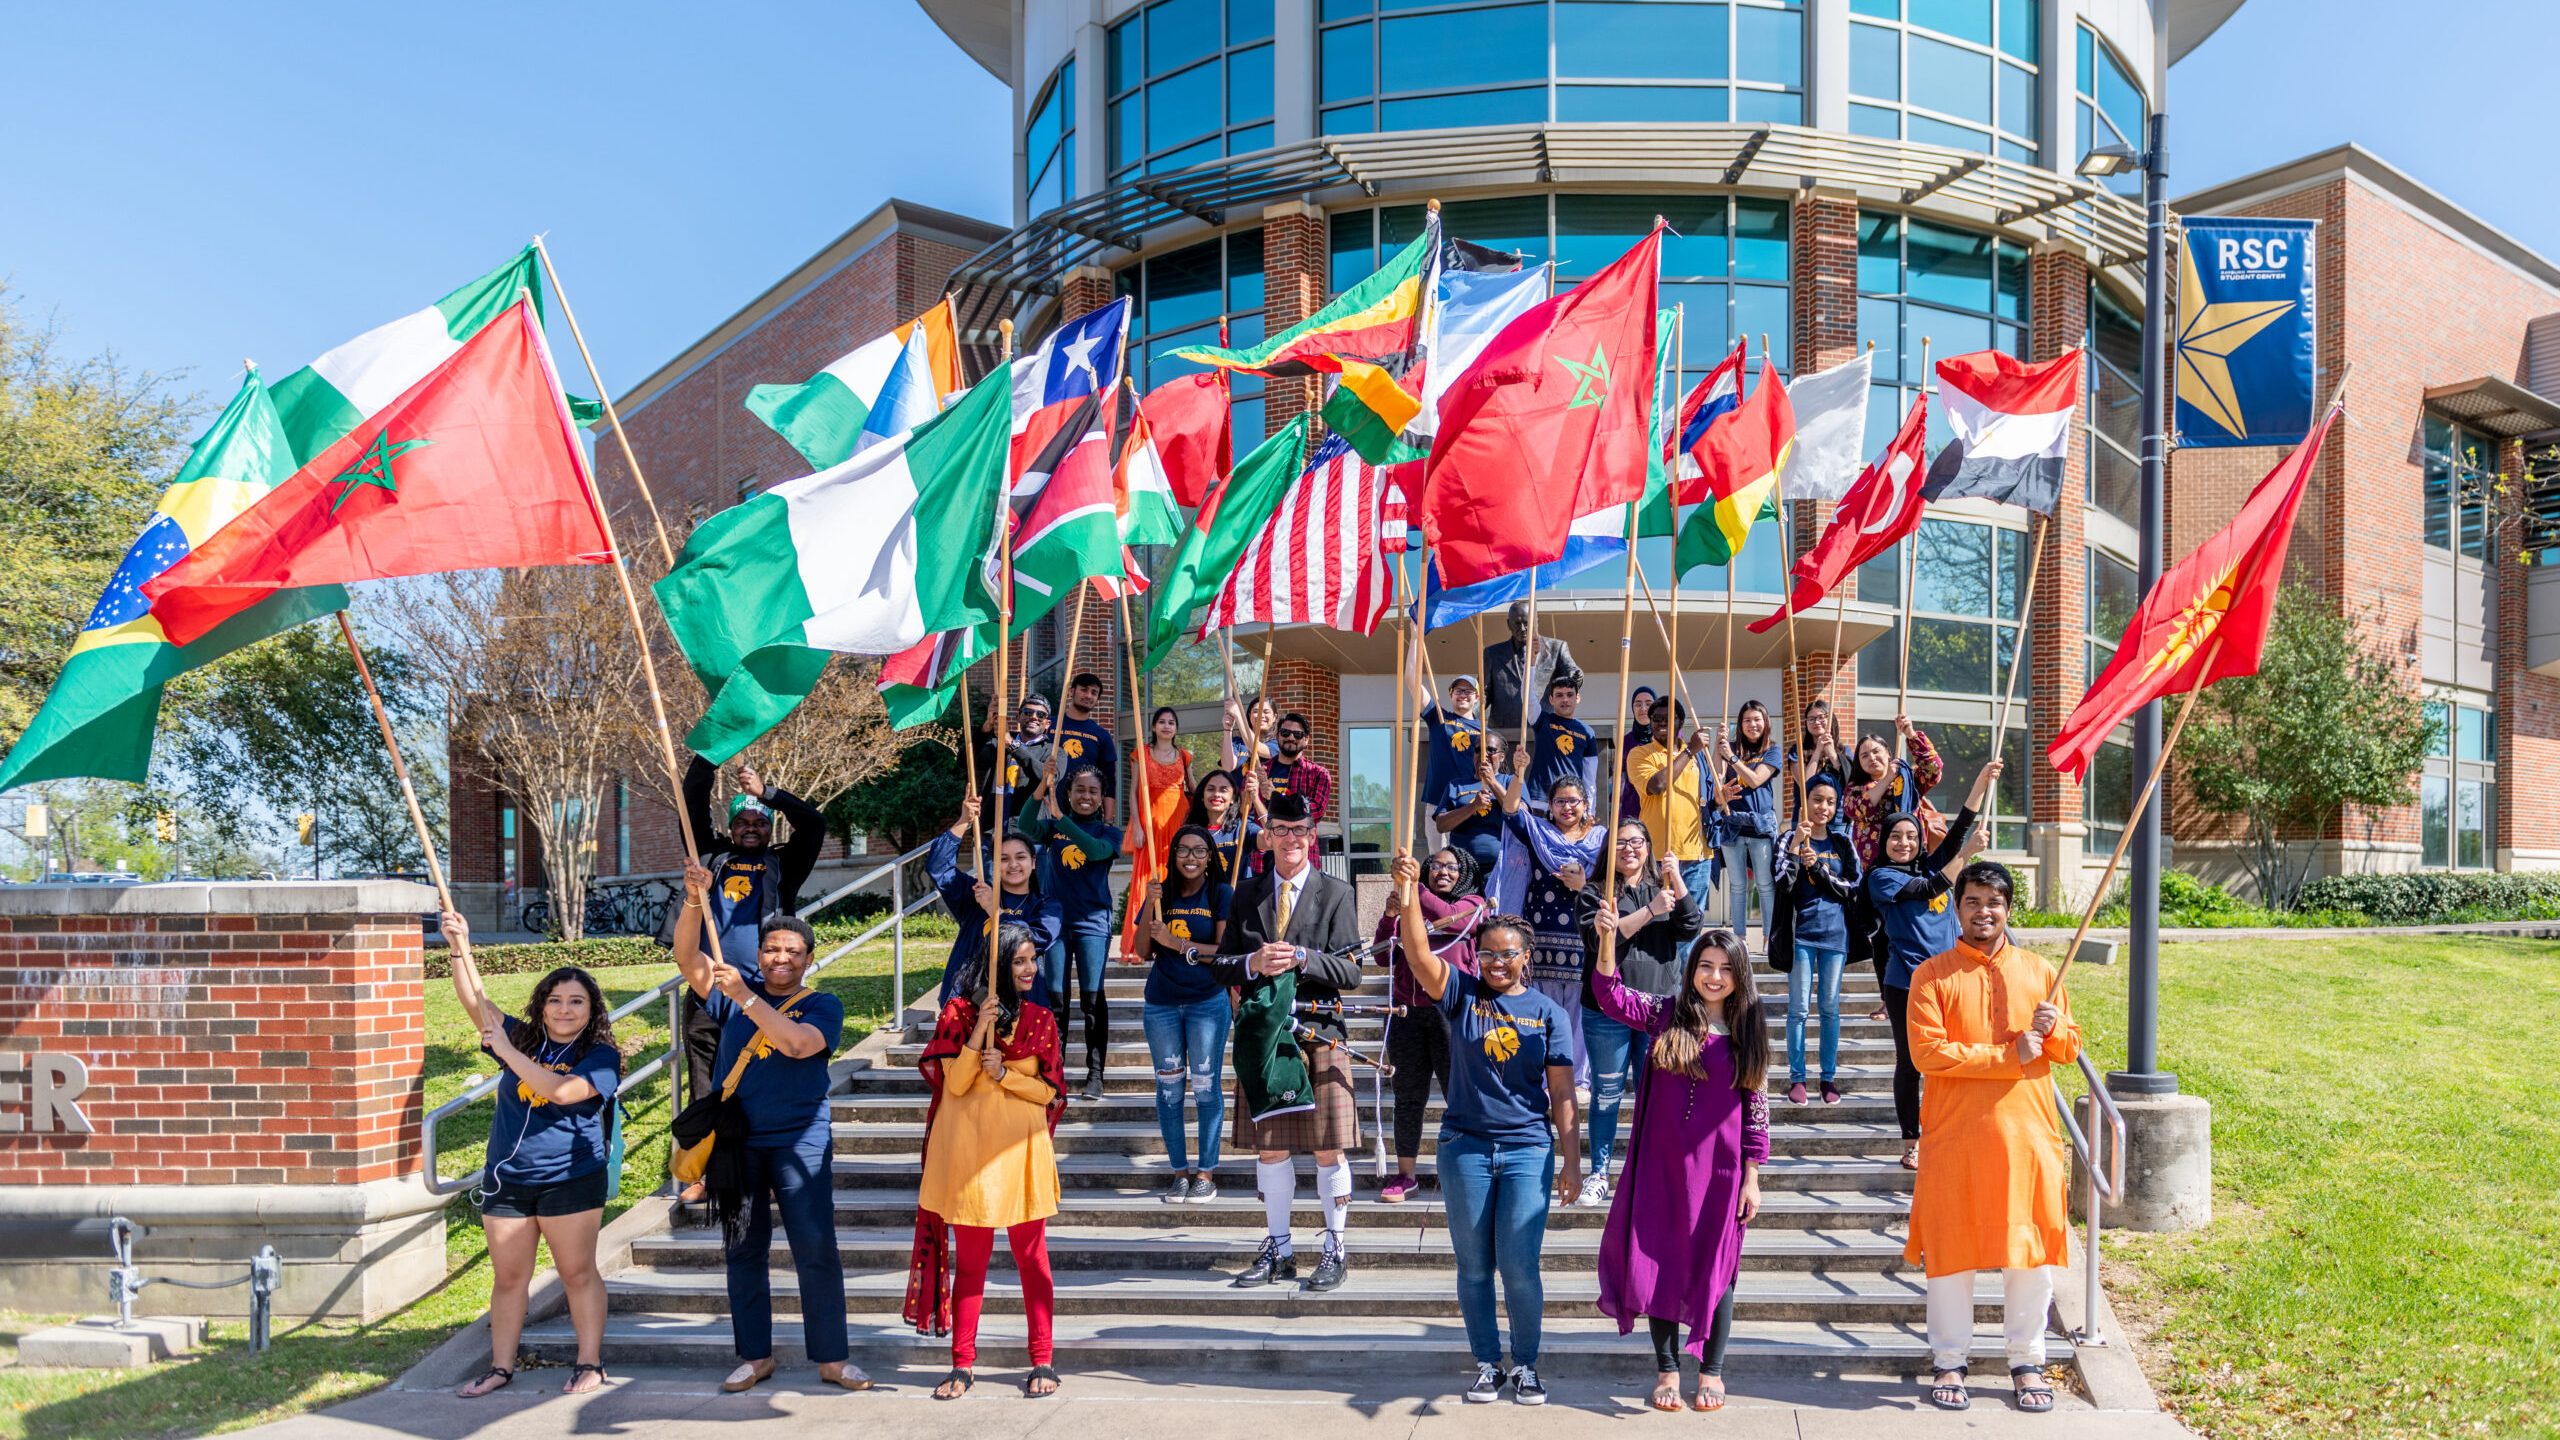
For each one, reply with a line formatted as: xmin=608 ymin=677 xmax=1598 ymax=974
xmin=423 ymin=836 xmax=946 ymax=1196
xmin=2052 ymin=1050 xmax=2129 ymax=1346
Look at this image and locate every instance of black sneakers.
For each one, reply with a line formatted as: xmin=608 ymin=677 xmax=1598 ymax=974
xmin=1231 ymin=1236 xmax=1296 ymax=1287
xmin=1510 ymin=1364 xmax=1548 ymax=1405
xmin=1465 ymin=1362 xmax=1504 ymax=1404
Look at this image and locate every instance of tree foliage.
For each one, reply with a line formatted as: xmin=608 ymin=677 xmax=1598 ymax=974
xmin=828 ymin=725 xmax=966 ymax=854
xmin=2184 ymin=584 xmax=2439 ymax=908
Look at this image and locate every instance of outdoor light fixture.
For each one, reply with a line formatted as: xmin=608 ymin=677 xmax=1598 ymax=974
xmin=2078 ymin=142 xmax=2139 ymax=179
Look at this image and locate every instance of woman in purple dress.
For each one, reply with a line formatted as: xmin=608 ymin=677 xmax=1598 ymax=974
xmin=1589 ymin=927 xmax=1771 ymax=1411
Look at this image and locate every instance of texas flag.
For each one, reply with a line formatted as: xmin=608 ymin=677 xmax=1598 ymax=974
xmin=1921 ymin=348 xmax=2084 ymax=515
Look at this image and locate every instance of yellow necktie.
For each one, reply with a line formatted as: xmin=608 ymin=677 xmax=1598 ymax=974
xmin=1275 ymin=879 xmax=1294 ymax=940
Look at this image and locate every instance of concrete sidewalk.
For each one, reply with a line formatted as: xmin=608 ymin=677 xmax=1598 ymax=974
xmin=232 ymin=1362 xmax=2199 ymax=1440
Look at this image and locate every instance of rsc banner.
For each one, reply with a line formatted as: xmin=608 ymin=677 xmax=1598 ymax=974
xmin=2174 ymin=216 xmax=2317 ymax=448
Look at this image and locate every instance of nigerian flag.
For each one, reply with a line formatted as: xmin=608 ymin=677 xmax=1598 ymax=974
xmin=0 ymin=372 xmax=347 ymax=791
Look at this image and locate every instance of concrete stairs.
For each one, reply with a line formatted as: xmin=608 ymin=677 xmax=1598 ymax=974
xmin=521 ymin=954 xmax=2081 ymax=1384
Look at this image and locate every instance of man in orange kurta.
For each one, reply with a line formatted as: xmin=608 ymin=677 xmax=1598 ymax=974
xmin=1903 ymin=860 xmax=2079 ymax=1413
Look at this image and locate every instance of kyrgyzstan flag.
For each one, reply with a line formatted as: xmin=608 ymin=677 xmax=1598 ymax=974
xmin=143 ymin=300 xmax=609 ymax=645
xmin=1421 ymin=227 xmax=1660 ymax=588
xmin=1921 ymin=348 xmax=2083 ymax=514
xmin=2048 ymin=404 xmax=2336 ymax=779
xmin=1748 ymin=393 xmax=1929 ymax=632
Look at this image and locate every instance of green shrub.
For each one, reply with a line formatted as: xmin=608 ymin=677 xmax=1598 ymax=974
xmin=2015 ymin=870 xmax=2373 ymax=930
xmin=2297 ymin=871 xmax=2560 ymax=926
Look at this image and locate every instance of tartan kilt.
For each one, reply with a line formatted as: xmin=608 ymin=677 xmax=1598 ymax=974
xmin=1231 ymin=1041 xmax=1361 ymax=1153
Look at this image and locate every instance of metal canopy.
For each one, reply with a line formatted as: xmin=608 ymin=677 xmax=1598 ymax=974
xmin=947 ymin=122 xmax=2148 ymax=345
xmin=2425 ymin=376 xmax=2560 ymax=439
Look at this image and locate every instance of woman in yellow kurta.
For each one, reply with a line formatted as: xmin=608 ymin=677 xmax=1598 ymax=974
xmin=1903 ymin=860 xmax=2078 ymax=1416
xmin=907 ymin=924 xmax=1065 ymax=1400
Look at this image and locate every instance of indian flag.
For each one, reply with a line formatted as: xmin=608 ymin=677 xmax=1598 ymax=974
xmin=744 ymin=299 xmax=965 ymax=471
xmin=655 ymin=363 xmax=1014 ymax=762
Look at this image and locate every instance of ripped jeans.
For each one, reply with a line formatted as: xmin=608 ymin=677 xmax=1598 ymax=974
xmin=1142 ymin=996 xmax=1232 ymax=1172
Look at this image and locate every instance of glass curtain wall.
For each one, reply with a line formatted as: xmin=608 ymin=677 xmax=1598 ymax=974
xmin=1846 ymin=0 xmax=2041 ymax=162
xmin=2081 ymin=547 xmax=2137 ymax=848
xmin=1026 ymin=59 xmax=1077 ymax=216
xmin=2085 ymin=280 xmax=2140 ymax=526
xmin=1108 ymin=0 xmax=1278 ymax=183
xmin=1318 ymin=0 xmax=1804 ymax=134
xmin=2076 ymin=24 xmax=2146 ymax=195
xmin=2422 ymin=416 xmax=2498 ymax=559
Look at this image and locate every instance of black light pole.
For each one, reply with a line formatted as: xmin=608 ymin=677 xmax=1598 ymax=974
xmin=2080 ymin=109 xmax=2176 ymax=1097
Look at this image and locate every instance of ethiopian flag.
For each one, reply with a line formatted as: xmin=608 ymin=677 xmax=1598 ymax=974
xmin=0 ymin=373 xmax=347 ymax=791
xmin=1173 ymin=229 xmax=1431 ymax=378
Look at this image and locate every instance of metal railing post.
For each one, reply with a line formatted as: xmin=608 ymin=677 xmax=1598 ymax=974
xmin=891 ymin=867 xmax=906 ymax=1019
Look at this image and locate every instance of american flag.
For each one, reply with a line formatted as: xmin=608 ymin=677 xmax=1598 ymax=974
xmin=1200 ymin=434 xmax=1397 ymax=635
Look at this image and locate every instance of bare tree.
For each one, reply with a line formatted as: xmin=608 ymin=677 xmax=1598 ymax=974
xmin=401 ymin=567 xmax=647 ymax=940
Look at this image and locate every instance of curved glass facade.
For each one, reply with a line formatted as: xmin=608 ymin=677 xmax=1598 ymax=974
xmin=1108 ymin=0 xmax=1276 ymax=181
xmin=1856 ymin=211 xmax=2029 ymax=448
xmin=2076 ymin=23 xmax=2146 ymax=193
xmin=1025 ymin=59 xmax=1075 ymax=216
xmin=1846 ymin=0 xmax=2041 ymax=162
xmin=1116 ymin=227 xmax=1269 ymax=442
xmin=1317 ymin=0 xmax=1803 ymax=133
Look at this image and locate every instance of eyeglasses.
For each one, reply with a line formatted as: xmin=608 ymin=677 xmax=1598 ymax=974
xmin=1480 ymin=946 xmax=1527 ymax=962
xmin=1268 ymin=824 xmax=1316 ymax=838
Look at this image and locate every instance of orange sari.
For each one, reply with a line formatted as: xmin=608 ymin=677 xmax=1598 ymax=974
xmin=1119 ymin=745 xmax=1193 ymax=960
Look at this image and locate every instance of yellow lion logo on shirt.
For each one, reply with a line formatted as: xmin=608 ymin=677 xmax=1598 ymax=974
xmin=1061 ymin=846 xmax=1089 ymax=871
xmin=515 ymin=1059 xmax=571 ymax=1108
xmin=1168 ymin=918 xmax=1193 ymax=941
xmin=1483 ymin=1025 xmax=1521 ymax=1062
xmin=1061 ymin=736 xmax=1085 ymax=759
xmin=1928 ymin=891 xmax=1949 ymax=915
xmin=1451 ymin=731 xmax=1475 ymax=753
xmin=1556 ymin=734 xmax=1576 ymax=755
xmin=722 ymin=874 xmax=754 ymax=905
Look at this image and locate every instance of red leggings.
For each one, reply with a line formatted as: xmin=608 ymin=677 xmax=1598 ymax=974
xmin=950 ymin=1220 xmax=1054 ymax=1368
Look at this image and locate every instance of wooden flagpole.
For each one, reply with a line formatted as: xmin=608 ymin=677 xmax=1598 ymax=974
xmin=1991 ymin=511 xmax=2050 ymax=743
xmin=1038 ymin=581 xmax=1091 ymax=796
xmin=1629 ymin=558 xmax=1704 ymax=719
xmin=986 ymin=319 xmax=1018 ymax=991
xmin=1897 ymin=338 xmax=1928 ymax=754
xmin=1762 ymin=330 xmax=1805 ymax=817
xmin=1521 ymin=569 xmax=1540 ymax=756
xmin=1117 ymin=590 xmax=1161 ymax=940
xmin=334 ymin=611 xmax=452 ymax=915
xmin=532 ymin=239 xmax=677 ymax=569
xmin=1601 ymin=503 xmax=1639 ymax=913
xmin=1220 ymin=626 xmax=1260 ymax=887
xmin=956 ymin=659 xmax=984 ymax=865
xmin=1668 ymin=304 xmax=1686 ymax=751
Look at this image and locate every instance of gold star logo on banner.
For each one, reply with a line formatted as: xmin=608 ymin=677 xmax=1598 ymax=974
xmin=2175 ymin=243 xmax=2296 ymax=441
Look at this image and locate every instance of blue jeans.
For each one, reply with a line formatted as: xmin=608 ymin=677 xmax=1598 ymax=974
xmin=1787 ymin=945 xmax=1848 ymax=1084
xmin=1679 ymin=859 xmax=1717 ymax=923
xmin=1438 ymin=1130 xmax=1557 ymax=1367
xmin=1142 ymin=997 xmax=1231 ymax=1172
xmin=1720 ymin=836 xmax=1774 ymax=936
xmin=1581 ymin=1006 xmax=1645 ymax=1172
xmin=1043 ymin=931 xmax=1112 ymax=1072
xmin=724 ymin=1137 xmax=847 ymax=1364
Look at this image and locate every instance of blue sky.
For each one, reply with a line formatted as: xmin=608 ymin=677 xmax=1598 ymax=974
xmin=4 ymin=0 xmax=2553 ymax=415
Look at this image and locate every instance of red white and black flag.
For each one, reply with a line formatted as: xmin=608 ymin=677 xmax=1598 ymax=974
xmin=1921 ymin=348 xmax=2084 ymax=515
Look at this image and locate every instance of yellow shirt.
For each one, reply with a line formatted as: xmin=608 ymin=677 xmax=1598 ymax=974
xmin=918 ymin=1052 xmax=1060 ymax=1229
xmin=1625 ymin=740 xmax=1708 ymax=861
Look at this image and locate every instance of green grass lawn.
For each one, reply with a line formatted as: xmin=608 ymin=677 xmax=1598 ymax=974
xmin=2055 ymin=936 xmax=2560 ymax=1440
xmin=0 ymin=942 xmax=944 ymax=1440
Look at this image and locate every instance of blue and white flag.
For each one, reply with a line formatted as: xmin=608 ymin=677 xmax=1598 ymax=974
xmin=1421 ymin=503 xmax=1627 ymax=629
xmin=2174 ymin=217 xmax=2317 ymax=449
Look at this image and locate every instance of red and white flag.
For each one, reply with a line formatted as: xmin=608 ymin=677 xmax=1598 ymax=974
xmin=1202 ymin=434 xmax=1397 ymax=635
xmin=1748 ymin=393 xmax=1928 ymax=633
xmin=1921 ymin=348 xmax=2083 ymax=515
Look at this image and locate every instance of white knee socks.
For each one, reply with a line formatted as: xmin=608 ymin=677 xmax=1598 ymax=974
xmin=1257 ymin=1157 xmax=1297 ymax=1256
xmin=1315 ymin=1159 xmax=1352 ymax=1252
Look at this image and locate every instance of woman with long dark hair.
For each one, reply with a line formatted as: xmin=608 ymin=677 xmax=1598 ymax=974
xmin=928 ymin=795 xmax=1060 ymax=1007
xmin=1589 ymin=928 xmax=1771 ymax=1412
xmin=444 ymin=913 xmax=621 ymax=1397
xmin=1572 ymin=822 xmax=1703 ymax=1208
xmin=1018 ymin=762 xmax=1126 ymax=1098
xmin=1864 ymin=759 xmax=2001 ymax=1169
xmin=1121 ymin=705 xmax=1196 ymax=963
xmin=1191 ymin=767 xmax=1263 ymax=886
xmin=1372 ymin=845 xmax=1489 ymax=1204
xmin=909 ymin=923 xmax=1068 ymax=1399
xmin=1772 ymin=774 xmax=1861 ymax=1105
xmin=1140 ymin=825 xmax=1233 ymax=1202
xmin=1709 ymin=699 xmax=1780 ymax=939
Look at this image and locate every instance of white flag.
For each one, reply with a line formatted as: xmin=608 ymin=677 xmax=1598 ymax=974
xmin=1782 ymin=351 xmax=1874 ymax=502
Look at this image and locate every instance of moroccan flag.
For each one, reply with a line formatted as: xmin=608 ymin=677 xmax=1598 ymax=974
xmin=1674 ymin=360 xmax=1794 ymax=575
xmin=143 ymin=301 xmax=609 ymax=646
xmin=745 ymin=298 xmax=965 ymax=471
xmin=2049 ymin=405 xmax=2336 ymax=780
xmin=1923 ymin=348 xmax=2083 ymax=514
xmin=656 ymin=365 xmax=1014 ymax=761
xmin=1138 ymin=370 xmax=1231 ymax=508
xmin=0 ymin=372 xmax=347 ymax=790
xmin=1173 ymin=227 xmax=1430 ymax=378
xmin=1748 ymin=393 xmax=1927 ymax=633
xmin=1145 ymin=417 xmax=1311 ymax=667
xmin=1422 ymin=227 xmax=1662 ymax=589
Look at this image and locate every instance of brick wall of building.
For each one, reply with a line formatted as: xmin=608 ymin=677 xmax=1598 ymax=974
xmin=0 ymin=906 xmax=426 ymax=1187
xmin=1258 ymin=203 xmax=1330 ymax=437
xmin=1784 ymin=192 xmax=1865 ymax=737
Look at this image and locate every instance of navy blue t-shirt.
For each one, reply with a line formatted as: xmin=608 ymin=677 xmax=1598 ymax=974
xmin=708 ymin=851 xmax=773 ymax=975
xmin=483 ymin=1026 xmax=621 ymax=1187
xmin=1788 ymin=834 xmax=1859 ymax=952
xmin=1529 ymin=711 xmax=1598 ymax=805
xmin=705 ymin=985 xmax=845 ymax=1148
xmin=1438 ymin=970 xmax=1579 ymax=1145
xmin=1867 ymin=865 xmax=1959 ymax=989
xmin=1145 ymin=880 xmax=1232 ymax=1006
xmin=1022 ymin=808 xmax=1125 ymax=936
xmin=1051 ymin=715 xmax=1119 ymax=800
xmin=1722 ymin=745 xmax=1781 ymax=839
xmin=1422 ymin=701 xmax=1487 ymax=808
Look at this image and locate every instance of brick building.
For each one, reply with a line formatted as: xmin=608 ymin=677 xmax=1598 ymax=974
xmin=455 ymin=4 xmax=2560 ymax=922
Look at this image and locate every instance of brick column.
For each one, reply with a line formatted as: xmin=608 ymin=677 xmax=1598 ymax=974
xmin=1259 ymin=202 xmax=1329 ymax=437
xmin=2026 ymin=247 xmax=2093 ymax=907
xmin=1260 ymin=655 xmax=1343 ymax=835
xmin=1783 ymin=190 xmax=1864 ymax=738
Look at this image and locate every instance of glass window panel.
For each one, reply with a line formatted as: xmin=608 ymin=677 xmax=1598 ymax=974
xmin=2423 ymin=460 xmax=2454 ymax=549
xmin=2075 ymin=25 xmax=2093 ymax=93
xmin=2424 ymin=699 xmax=2451 ymax=757
xmin=1110 ymin=94 xmax=1144 ymax=169
xmin=1558 ymin=1 xmax=1728 ymax=80
xmin=1908 ymin=34 xmax=1991 ymax=122
xmin=2087 ymin=739 xmax=2132 ymax=841
xmin=2090 ymin=440 xmax=2136 ymax=525
xmin=1381 ymin=3 xmax=1545 ymax=92
xmin=1858 ymin=213 xmax=1902 ymax=294
xmin=1028 ymin=77 xmax=1066 ymax=175
xmin=1905 ymin=305 xmax=1992 ymax=380
xmin=1851 ymin=0 xmax=1897 ymax=15
xmin=2456 ymin=779 xmax=2486 ymax=868
xmin=1323 ymin=101 xmax=1376 ymax=133
xmin=1867 ymin=382 xmax=1904 ymax=446
xmin=1231 ymin=393 xmax=1267 ymax=440
xmin=1995 ymin=240 xmax=2029 ymax=321
xmin=1150 ymin=0 xmax=1223 ymax=73
xmin=2088 ymin=549 xmax=2137 ymax=639
xmin=1908 ymin=113 xmax=1991 ymax=152
xmin=1932 ymin=722 xmax=1996 ymax=822
xmin=1736 ymin=5 xmax=1803 ymax=87
xmin=1849 ymin=22 xmax=1900 ymax=100
xmin=2096 ymin=41 xmax=2144 ymax=142
xmin=1229 ymin=44 xmax=1274 ymax=122
xmin=1320 ymin=22 xmax=1372 ymax=102
xmin=1995 ymin=620 xmax=2029 ymax=697
xmin=1998 ymin=0 xmax=2035 ymax=61
xmin=1905 ymin=220 xmax=1993 ymax=309
xmin=1227 ymin=233 xmax=1265 ymax=313
xmin=1733 ymin=198 xmax=1789 ymax=281
xmin=1110 ymin=15 xmax=1142 ymax=93
xmin=1857 ymin=619 xmax=1900 ymax=688
xmin=1999 ymin=138 xmax=2036 ymax=165
xmin=1380 ymin=86 xmax=1546 ymax=130
xmin=2457 ymin=705 xmax=2487 ymax=761
xmin=1143 ymin=240 xmax=1225 ymax=338
xmin=1560 ymin=195 xmax=1678 ymax=279
xmin=1999 ymin=61 xmax=2036 ymax=139
xmin=2421 ymin=775 xmax=2450 ymax=867
xmin=1229 ymin=121 xmax=1273 ymax=153
xmin=1733 ymin=285 xmax=1791 ymax=373
xmin=1323 ymin=0 xmax=1371 ymax=17
xmin=1911 ymin=616 xmax=1995 ymax=694
xmin=1028 ymin=153 xmax=1064 ymax=215
xmin=1559 ymin=84 xmax=1728 ymax=121
xmin=1859 ymin=299 xmax=1902 ymax=378
xmin=1849 ymin=101 xmax=1901 ymax=138
xmin=1440 ymin=194 xmax=1549 ymax=263
xmin=1913 ymin=519 xmax=1991 ymax=615
xmin=1147 ymin=61 xmax=1223 ymax=152
xmin=1909 ymin=0 xmax=1991 ymax=44
xmin=1147 ymin=135 xmax=1223 ymax=173
xmin=1230 ymin=0 xmax=1275 ymax=43
xmin=1857 ymin=539 xmax=1905 ymax=604
xmin=1735 ymin=87 xmax=1803 ymax=124
xmin=1995 ymin=524 xmax=2025 ymax=619
xmin=1663 ymin=281 xmax=1730 ymax=359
